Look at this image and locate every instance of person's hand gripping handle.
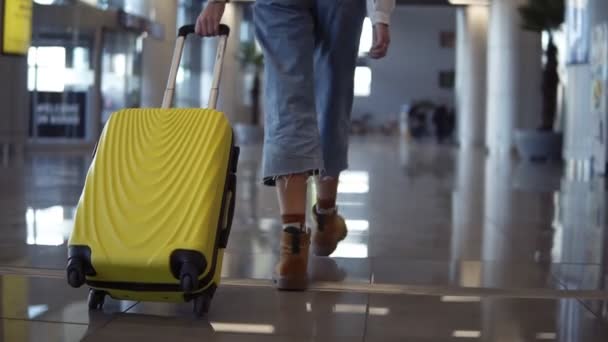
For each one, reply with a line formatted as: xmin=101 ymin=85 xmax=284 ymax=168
xmin=196 ymin=0 xmax=227 ymax=37
xmin=369 ymin=23 xmax=390 ymax=59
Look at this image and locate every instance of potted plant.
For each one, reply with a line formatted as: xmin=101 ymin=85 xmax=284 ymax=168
xmin=514 ymin=0 xmax=565 ymax=160
xmin=235 ymin=41 xmax=264 ymax=144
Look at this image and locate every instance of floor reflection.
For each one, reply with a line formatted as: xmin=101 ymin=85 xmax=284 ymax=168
xmin=0 ymin=137 xmax=607 ymax=339
xmin=25 ymin=206 xmax=75 ymax=246
xmin=0 ymin=139 xmax=605 ymax=287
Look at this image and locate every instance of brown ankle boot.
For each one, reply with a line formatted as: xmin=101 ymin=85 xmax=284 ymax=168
xmin=274 ymin=226 xmax=310 ymax=291
xmin=311 ymin=205 xmax=348 ymax=256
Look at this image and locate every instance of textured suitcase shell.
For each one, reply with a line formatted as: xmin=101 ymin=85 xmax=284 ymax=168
xmin=68 ymin=107 xmax=235 ymax=302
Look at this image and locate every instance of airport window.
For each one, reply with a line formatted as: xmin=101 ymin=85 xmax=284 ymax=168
xmin=355 ymin=18 xmax=373 ymax=97
xmin=354 ymin=66 xmax=372 ymax=97
xmin=28 ymin=47 xmax=67 ymax=92
xmin=358 ymin=18 xmax=373 ymax=57
xmin=33 ymin=0 xmax=61 ymax=4
xmin=28 ymin=46 xmax=94 ymax=93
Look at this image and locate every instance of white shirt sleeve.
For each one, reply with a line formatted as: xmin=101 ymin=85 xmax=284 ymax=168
xmin=366 ymin=0 xmax=395 ymax=25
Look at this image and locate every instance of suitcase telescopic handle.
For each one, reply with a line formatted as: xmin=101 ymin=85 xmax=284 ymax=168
xmin=162 ymin=24 xmax=231 ymax=110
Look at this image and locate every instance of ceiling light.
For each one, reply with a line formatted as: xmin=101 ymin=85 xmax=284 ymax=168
xmin=334 ymin=304 xmax=367 ymax=314
xmin=440 ymin=296 xmax=481 ymax=303
xmin=332 ymin=304 xmax=390 ymax=315
xmin=210 ymin=323 xmax=275 ymax=334
xmin=448 ymin=0 xmax=489 ymax=5
xmin=369 ymin=307 xmax=390 ymax=316
xmin=536 ymin=332 xmax=557 ymax=340
xmin=308 ymin=302 xmax=391 ymax=316
xmin=453 ymin=330 xmax=481 ymax=338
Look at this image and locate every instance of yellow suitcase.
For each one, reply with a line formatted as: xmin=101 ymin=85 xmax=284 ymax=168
xmin=66 ymin=24 xmax=239 ymax=316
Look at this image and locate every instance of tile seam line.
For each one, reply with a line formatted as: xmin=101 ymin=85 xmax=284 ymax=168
xmin=0 ymin=317 xmax=89 ymax=326
xmin=1 ymin=266 xmax=608 ymax=299
xmin=552 ymin=268 xmax=606 ymax=320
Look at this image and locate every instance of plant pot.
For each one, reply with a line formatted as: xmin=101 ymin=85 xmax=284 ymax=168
xmin=514 ymin=129 xmax=563 ymax=161
xmin=234 ymin=123 xmax=264 ymax=145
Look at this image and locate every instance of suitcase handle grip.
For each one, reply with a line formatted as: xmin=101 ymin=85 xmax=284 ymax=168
xmin=162 ymin=24 xmax=230 ymax=110
xmin=178 ymin=24 xmax=230 ymax=38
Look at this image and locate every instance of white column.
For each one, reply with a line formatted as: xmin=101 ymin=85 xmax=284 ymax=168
xmin=201 ymin=33 xmax=219 ymax=108
xmin=455 ymin=5 xmax=489 ymax=148
xmin=450 ymin=149 xmax=485 ymax=287
xmin=485 ymin=0 xmax=542 ymax=155
xmin=140 ymin=0 xmax=178 ymax=108
xmin=563 ymin=0 xmax=606 ymax=172
xmin=481 ymin=154 xmax=513 ymax=286
xmin=218 ymin=4 xmax=245 ymax=123
xmin=197 ymin=4 xmax=245 ymax=122
xmin=563 ymin=65 xmax=592 ymax=162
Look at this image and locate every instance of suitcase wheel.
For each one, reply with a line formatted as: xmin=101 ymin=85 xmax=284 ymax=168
xmin=180 ymin=263 xmax=200 ymax=293
xmin=193 ymin=294 xmax=212 ymax=317
xmin=88 ymin=289 xmax=106 ymax=310
xmin=67 ymin=257 xmax=87 ymax=288
xmin=67 ymin=264 xmax=85 ymax=288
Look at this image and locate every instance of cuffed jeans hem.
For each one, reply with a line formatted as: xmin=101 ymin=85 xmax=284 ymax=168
xmin=262 ymin=158 xmax=324 ymax=186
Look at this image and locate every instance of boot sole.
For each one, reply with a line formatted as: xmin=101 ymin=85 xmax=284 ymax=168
xmin=312 ymin=230 xmax=348 ymax=257
xmin=274 ymin=276 xmax=308 ymax=291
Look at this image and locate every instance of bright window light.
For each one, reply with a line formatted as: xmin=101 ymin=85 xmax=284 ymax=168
xmin=332 ymin=242 xmax=368 ymax=258
xmin=64 ymin=68 xmax=94 ymax=89
xmin=27 ymin=305 xmax=49 ymax=319
xmin=28 ymin=47 xmax=37 ymax=66
xmin=25 ymin=206 xmax=72 ymax=246
xmin=338 ymin=171 xmax=369 ymax=194
xmin=448 ymin=0 xmax=489 ymax=4
xmin=358 ymin=18 xmax=373 ymax=56
xmin=36 ymin=47 xmax=65 ymax=68
xmin=345 ymin=220 xmax=369 ymax=232
xmin=28 ymin=47 xmax=67 ymax=92
xmin=177 ymin=67 xmax=185 ymax=84
xmin=36 ymin=67 xmax=66 ymax=92
xmin=258 ymin=218 xmax=277 ymax=232
xmin=240 ymin=21 xmax=251 ymax=42
xmin=28 ymin=67 xmax=36 ymax=91
xmin=113 ymin=54 xmax=127 ymax=75
xmin=354 ymin=66 xmax=372 ymax=97
xmin=73 ymin=47 xmax=89 ymax=70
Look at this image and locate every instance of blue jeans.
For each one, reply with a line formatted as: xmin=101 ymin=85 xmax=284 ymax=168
xmin=253 ymin=0 xmax=366 ymax=185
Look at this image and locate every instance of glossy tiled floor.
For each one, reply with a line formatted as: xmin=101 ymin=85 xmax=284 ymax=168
xmin=0 ymin=136 xmax=607 ymax=341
